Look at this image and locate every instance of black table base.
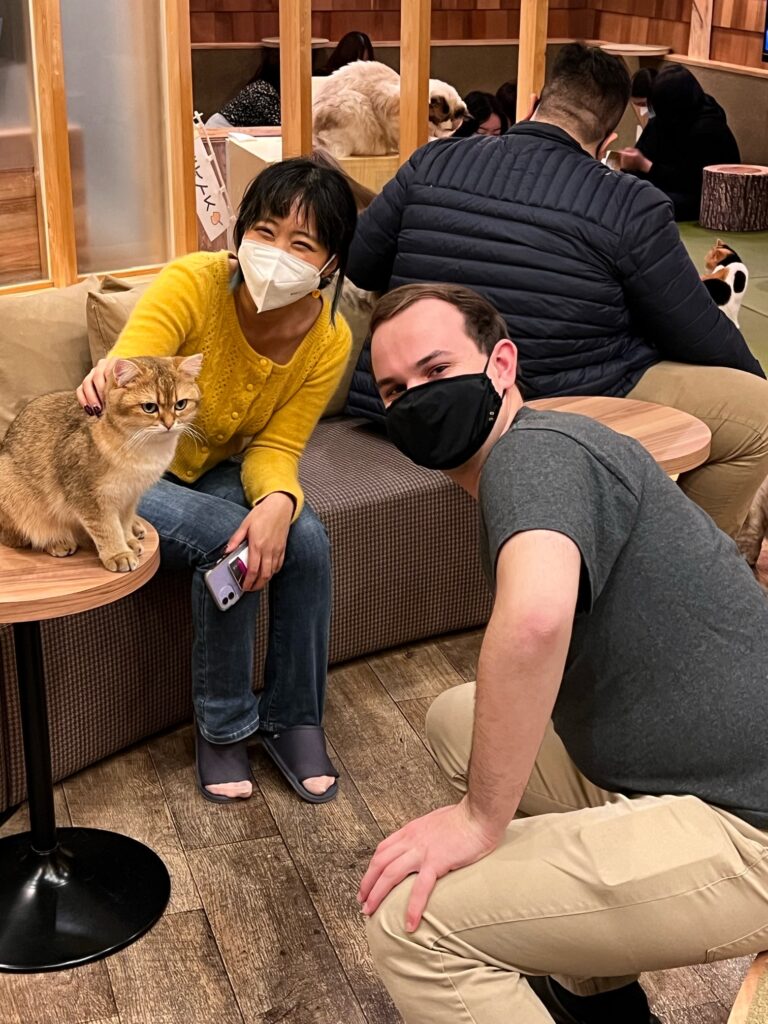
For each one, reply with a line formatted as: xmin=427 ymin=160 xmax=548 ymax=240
xmin=0 ymin=827 xmax=170 ymax=972
xmin=0 ymin=620 xmax=170 ymax=973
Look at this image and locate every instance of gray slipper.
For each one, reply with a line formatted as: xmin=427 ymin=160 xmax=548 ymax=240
xmin=194 ymin=723 xmax=253 ymax=804
xmin=259 ymin=725 xmax=339 ymax=804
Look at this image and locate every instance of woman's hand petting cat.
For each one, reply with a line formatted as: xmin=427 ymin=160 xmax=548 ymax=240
xmin=77 ymin=357 xmax=117 ymax=414
xmin=226 ymin=492 xmax=295 ymax=591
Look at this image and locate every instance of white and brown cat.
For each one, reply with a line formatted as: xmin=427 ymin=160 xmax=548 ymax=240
xmin=0 ymin=355 xmax=202 ymax=572
xmin=312 ymin=60 xmax=467 ymax=158
xmin=701 ymin=239 xmax=748 ymax=328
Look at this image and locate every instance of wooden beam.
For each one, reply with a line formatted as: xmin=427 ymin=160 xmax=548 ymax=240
xmin=164 ymin=0 xmax=197 ymax=256
xmin=279 ymin=0 xmax=312 ymax=159
xmin=688 ymin=0 xmax=714 ymax=62
xmin=30 ymin=0 xmax=77 ymax=287
xmin=516 ymin=0 xmax=550 ymax=122
xmin=400 ymin=0 xmax=432 ymax=165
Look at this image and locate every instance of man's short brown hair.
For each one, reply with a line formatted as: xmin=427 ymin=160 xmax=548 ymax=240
xmin=370 ymin=283 xmax=508 ymax=356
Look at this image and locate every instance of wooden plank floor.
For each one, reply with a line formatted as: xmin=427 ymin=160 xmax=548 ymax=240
xmin=0 ymin=630 xmax=753 ymax=1023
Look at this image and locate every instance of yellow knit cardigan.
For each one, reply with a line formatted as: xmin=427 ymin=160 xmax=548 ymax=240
xmin=110 ymin=251 xmax=352 ymax=517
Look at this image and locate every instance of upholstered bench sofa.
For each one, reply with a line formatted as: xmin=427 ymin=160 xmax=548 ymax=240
xmin=0 ymin=276 xmax=490 ymax=812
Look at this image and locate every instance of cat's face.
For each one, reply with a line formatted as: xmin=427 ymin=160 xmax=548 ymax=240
xmin=705 ymin=238 xmax=735 ymax=272
xmin=105 ymin=355 xmax=202 ymax=437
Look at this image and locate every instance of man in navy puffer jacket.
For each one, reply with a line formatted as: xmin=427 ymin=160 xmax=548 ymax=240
xmin=347 ymin=43 xmax=768 ymax=540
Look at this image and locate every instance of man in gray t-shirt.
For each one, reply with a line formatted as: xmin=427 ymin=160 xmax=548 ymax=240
xmin=356 ymin=283 xmax=768 ymax=1024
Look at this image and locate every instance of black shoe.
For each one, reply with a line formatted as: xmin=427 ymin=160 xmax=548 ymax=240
xmin=527 ymin=976 xmax=661 ymax=1024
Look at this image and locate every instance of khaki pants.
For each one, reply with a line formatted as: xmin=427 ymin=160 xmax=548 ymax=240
xmin=626 ymin=362 xmax=768 ymax=538
xmin=367 ymin=683 xmax=768 ymax=1024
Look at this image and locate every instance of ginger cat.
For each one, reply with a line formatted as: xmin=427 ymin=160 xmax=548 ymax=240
xmin=0 ymin=355 xmax=202 ymax=572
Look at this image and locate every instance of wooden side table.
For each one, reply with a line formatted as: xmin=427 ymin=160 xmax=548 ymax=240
xmin=0 ymin=522 xmax=170 ymax=973
xmin=527 ymin=396 xmax=711 ymax=476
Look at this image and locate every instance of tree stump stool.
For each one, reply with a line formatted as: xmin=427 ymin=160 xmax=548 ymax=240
xmin=700 ymin=164 xmax=768 ymax=232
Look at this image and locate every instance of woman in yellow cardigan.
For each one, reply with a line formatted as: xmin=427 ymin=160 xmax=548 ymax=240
xmin=78 ymin=159 xmax=357 ymax=804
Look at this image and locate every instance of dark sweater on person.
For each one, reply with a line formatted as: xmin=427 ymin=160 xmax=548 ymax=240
xmin=638 ymin=92 xmax=740 ymax=220
xmin=346 ymin=121 xmax=762 ymax=423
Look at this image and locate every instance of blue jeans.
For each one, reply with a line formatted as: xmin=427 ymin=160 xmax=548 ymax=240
xmin=138 ymin=461 xmax=331 ymax=743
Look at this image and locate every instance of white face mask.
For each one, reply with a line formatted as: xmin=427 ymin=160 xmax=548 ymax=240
xmin=238 ymin=239 xmax=334 ymax=313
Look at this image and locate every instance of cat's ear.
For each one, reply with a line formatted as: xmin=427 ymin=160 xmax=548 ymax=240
xmin=177 ymin=353 xmax=203 ymax=380
xmin=113 ymin=359 xmax=141 ymax=387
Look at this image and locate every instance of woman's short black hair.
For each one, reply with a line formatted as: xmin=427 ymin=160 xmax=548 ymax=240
xmin=630 ymin=67 xmax=658 ymax=102
xmin=452 ymin=91 xmax=509 ymax=138
xmin=249 ymin=48 xmax=281 ymax=92
xmin=319 ymin=31 xmax=375 ymax=75
xmin=235 ymin=158 xmax=358 ymax=320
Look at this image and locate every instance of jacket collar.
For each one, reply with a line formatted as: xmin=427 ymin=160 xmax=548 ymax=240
xmin=504 ymin=120 xmax=587 ymax=155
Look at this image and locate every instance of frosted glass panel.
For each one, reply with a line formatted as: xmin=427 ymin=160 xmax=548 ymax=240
xmin=0 ymin=0 xmax=47 ymax=284
xmin=61 ymin=1 xmax=171 ymax=272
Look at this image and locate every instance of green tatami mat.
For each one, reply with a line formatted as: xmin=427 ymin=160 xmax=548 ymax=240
xmin=742 ymin=275 xmax=768 ymax=318
xmin=737 ymin=305 xmax=768 ymax=368
xmin=678 ymin=222 xmax=768 ymax=274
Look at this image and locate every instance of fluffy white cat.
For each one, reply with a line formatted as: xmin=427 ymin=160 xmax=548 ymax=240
xmin=312 ymin=60 xmax=467 ymax=158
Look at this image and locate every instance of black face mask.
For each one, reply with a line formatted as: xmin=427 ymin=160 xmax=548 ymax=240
xmin=385 ymin=362 xmax=503 ymax=471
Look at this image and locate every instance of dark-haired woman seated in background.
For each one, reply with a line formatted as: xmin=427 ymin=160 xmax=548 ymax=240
xmin=78 ymin=159 xmax=358 ymax=806
xmin=316 ymin=31 xmax=375 ymax=76
xmin=206 ymin=49 xmax=281 ymax=128
xmin=629 ymin=67 xmax=657 ymax=132
xmin=620 ymin=65 xmax=740 ymax=220
xmin=453 ymin=91 xmax=509 ymax=138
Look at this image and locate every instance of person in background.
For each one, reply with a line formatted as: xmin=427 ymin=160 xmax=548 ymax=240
xmin=205 ymin=48 xmax=281 ymax=128
xmin=347 ymin=43 xmax=768 ymax=543
xmin=77 ymin=159 xmax=358 ymax=806
xmin=629 ymin=67 xmax=657 ymax=132
xmin=619 ymin=64 xmax=740 ymax=220
xmin=453 ymin=91 xmax=509 ymax=138
xmin=495 ymin=80 xmax=518 ymax=125
xmin=315 ymin=31 xmax=375 ymax=76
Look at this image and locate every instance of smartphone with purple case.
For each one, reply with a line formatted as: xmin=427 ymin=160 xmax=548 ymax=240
xmin=203 ymin=541 xmax=249 ymax=611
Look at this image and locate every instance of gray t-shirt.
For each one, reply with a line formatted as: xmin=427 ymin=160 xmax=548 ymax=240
xmin=479 ymin=407 xmax=768 ymax=828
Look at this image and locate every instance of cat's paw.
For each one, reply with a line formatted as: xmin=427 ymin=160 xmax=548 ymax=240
xmin=131 ymin=519 xmax=146 ymax=540
xmin=126 ymin=534 xmax=144 ymax=556
xmin=46 ymin=541 xmax=78 ymax=558
xmin=102 ymin=550 xmax=140 ymax=573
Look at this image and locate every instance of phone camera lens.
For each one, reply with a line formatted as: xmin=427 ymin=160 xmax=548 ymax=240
xmin=222 ymin=596 xmax=229 ymax=605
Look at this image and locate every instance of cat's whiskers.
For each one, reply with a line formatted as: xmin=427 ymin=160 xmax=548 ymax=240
xmin=181 ymin=422 xmax=207 ymax=450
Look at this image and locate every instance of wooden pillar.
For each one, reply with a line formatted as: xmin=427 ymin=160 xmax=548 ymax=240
xmin=31 ymin=0 xmax=78 ymax=287
xmin=688 ymin=0 xmax=714 ymax=61
xmin=399 ymin=0 xmax=431 ymax=166
xmin=164 ymin=0 xmax=197 ymax=256
xmin=279 ymin=0 xmax=312 ymax=158
xmin=516 ymin=0 xmax=549 ymax=122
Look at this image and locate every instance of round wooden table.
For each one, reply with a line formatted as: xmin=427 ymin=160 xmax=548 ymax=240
xmin=527 ymin=396 xmax=711 ymax=475
xmin=0 ymin=522 xmax=170 ymax=973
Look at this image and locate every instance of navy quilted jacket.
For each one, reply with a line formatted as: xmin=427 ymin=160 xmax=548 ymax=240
xmin=347 ymin=122 xmax=763 ymax=421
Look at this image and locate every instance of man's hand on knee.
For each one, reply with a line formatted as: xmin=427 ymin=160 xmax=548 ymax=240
xmin=358 ymin=798 xmax=502 ymax=932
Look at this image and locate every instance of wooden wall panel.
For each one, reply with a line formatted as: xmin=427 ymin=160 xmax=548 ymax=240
xmin=189 ymin=1 xmax=765 ymax=72
xmin=710 ymin=27 xmax=765 ymax=67
xmin=190 ymin=2 xmax=591 ymax=45
xmin=713 ymin=0 xmax=764 ymax=32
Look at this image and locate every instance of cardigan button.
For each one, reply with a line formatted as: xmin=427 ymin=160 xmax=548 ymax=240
xmin=231 ymin=411 xmax=239 ymax=419
xmin=246 ymin=383 xmax=254 ymax=391
xmin=260 ymin=358 xmax=268 ymax=368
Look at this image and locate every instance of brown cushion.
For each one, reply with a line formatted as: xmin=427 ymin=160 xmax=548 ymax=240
xmin=87 ymin=274 xmax=371 ymax=418
xmin=86 ymin=275 xmax=152 ymax=365
xmin=0 ymin=275 xmax=99 ymax=442
xmin=322 ymin=282 xmax=372 ymax=417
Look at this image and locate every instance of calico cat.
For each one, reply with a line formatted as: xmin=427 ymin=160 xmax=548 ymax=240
xmin=312 ymin=60 xmax=466 ymax=158
xmin=0 ymin=355 xmax=202 ymax=572
xmin=701 ymin=239 xmax=748 ymax=328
